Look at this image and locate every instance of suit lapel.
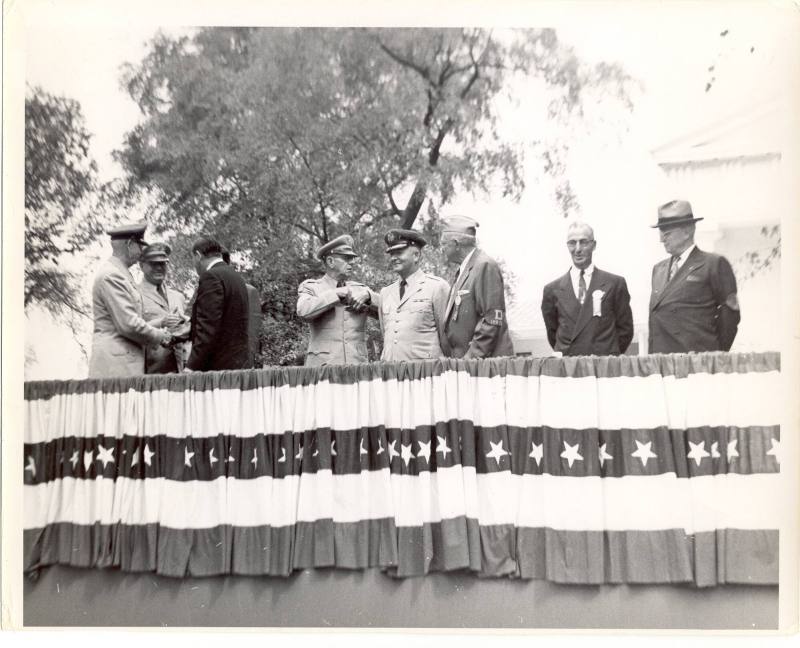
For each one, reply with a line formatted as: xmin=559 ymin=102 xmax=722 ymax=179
xmin=556 ymin=271 xmax=580 ymax=321
xmin=397 ymin=274 xmax=423 ymax=309
xmin=571 ymin=269 xmax=606 ymax=340
xmin=445 ymin=250 xmax=478 ymax=319
xmin=653 ymin=247 xmax=705 ymax=307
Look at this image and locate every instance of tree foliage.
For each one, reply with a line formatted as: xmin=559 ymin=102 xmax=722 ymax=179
xmin=25 ymin=87 xmax=102 ymax=316
xmin=116 ymin=27 xmax=634 ymax=365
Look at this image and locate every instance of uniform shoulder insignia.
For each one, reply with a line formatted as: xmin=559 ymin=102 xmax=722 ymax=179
xmin=424 ymin=273 xmax=448 ymax=284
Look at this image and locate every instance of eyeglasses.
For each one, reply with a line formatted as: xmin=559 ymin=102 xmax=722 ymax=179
xmin=566 ymin=239 xmax=594 ymax=249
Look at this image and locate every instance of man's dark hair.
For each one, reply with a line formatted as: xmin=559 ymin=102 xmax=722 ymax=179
xmin=192 ymin=237 xmax=223 ymax=258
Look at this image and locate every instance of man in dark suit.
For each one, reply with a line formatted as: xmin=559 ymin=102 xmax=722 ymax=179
xmin=439 ymin=215 xmax=514 ymax=359
xmin=541 ymin=222 xmax=633 ymax=356
xmin=648 ymin=200 xmax=740 ymax=353
xmin=185 ymin=237 xmax=251 ymax=372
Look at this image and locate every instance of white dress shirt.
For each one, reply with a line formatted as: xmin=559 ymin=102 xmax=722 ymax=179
xmin=569 ymin=263 xmax=594 ymax=301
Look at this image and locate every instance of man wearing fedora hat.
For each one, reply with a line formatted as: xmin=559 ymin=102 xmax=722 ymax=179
xmin=296 ymin=234 xmax=378 ymax=366
xmin=648 ymin=200 xmax=740 ymax=354
xmin=439 ymin=215 xmax=514 ymax=359
xmin=88 ymin=222 xmax=173 ymax=378
xmin=138 ymin=243 xmax=190 ymax=373
xmin=379 ymin=229 xmax=450 ymax=361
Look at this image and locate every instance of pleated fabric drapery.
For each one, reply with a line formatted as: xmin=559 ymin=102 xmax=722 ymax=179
xmin=23 ymin=352 xmax=780 ymax=586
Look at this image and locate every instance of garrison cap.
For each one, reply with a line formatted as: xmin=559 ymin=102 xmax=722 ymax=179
xmin=140 ymin=242 xmax=172 ymax=263
xmin=384 ymin=229 xmax=427 ymax=253
xmin=317 ymin=234 xmax=359 ymax=260
xmin=106 ymin=221 xmax=148 ymax=243
xmin=440 ymin=215 xmax=479 ymax=236
xmin=652 ymin=200 xmax=704 ymax=229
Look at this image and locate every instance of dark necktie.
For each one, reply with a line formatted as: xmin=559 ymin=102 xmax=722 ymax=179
xmin=157 ymin=284 xmax=168 ymax=303
xmin=399 ymin=279 xmax=407 ymax=300
xmin=668 ymin=255 xmax=680 ymax=282
xmin=448 ymin=268 xmax=460 ymax=305
xmin=577 ymin=270 xmax=587 ymax=305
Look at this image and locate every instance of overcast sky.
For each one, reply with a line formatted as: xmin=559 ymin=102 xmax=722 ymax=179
xmin=19 ymin=0 xmax=798 ymax=379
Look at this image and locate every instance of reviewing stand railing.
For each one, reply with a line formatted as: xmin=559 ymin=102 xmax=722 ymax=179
xmin=23 ymin=352 xmax=780 ymax=586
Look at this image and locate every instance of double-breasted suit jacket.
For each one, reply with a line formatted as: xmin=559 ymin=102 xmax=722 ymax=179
xmin=139 ymin=279 xmax=189 ymax=373
xmin=186 ymin=261 xmax=252 ymax=371
xmin=648 ymin=246 xmax=740 ymax=354
xmin=541 ymin=267 xmax=634 ymax=356
xmin=296 ymin=274 xmax=378 ymax=366
xmin=379 ymin=269 xmax=450 ymax=362
xmin=89 ymin=257 xmax=167 ymax=378
xmin=444 ymin=248 xmax=514 ymax=359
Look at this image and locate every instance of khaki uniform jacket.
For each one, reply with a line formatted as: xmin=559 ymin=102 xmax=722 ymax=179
xmin=297 ymin=274 xmax=378 ymax=366
xmin=88 ymin=257 xmax=166 ymax=378
xmin=444 ymin=248 xmax=514 ymax=359
xmin=139 ymin=280 xmax=189 ymax=373
xmin=379 ymin=268 xmax=450 ymax=362
xmin=649 ymin=246 xmax=740 ymax=354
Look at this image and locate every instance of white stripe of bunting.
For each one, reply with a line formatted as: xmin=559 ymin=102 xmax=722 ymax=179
xmin=24 ymin=470 xmax=781 ymax=534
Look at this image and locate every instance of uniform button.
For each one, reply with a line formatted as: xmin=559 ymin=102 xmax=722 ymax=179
xmin=393 ymin=341 xmax=397 ymax=344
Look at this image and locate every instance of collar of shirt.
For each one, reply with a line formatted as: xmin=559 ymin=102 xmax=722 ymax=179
xmin=206 ymin=258 xmax=225 ymax=271
xmin=673 ymin=244 xmax=696 ymax=270
xmin=458 ymin=248 xmax=477 ymax=278
xmin=569 ymin=263 xmax=594 ymax=298
xmin=401 ymin=268 xmax=424 ymax=293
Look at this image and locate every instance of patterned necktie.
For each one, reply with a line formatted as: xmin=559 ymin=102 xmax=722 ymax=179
xmin=668 ymin=255 xmax=680 ymax=282
xmin=399 ymin=279 xmax=407 ymax=300
xmin=577 ymin=269 xmax=587 ymax=305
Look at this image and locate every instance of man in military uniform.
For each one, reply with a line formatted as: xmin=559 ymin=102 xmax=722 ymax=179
xmin=379 ymin=229 xmax=450 ymax=362
xmin=138 ymin=243 xmax=190 ymax=373
xmin=296 ymin=234 xmax=378 ymax=366
xmin=439 ymin=215 xmax=514 ymax=359
xmin=649 ymin=200 xmax=740 ymax=353
xmin=88 ymin=222 xmax=172 ymax=378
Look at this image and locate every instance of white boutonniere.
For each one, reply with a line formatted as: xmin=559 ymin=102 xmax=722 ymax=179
xmin=592 ymin=289 xmax=605 ymax=317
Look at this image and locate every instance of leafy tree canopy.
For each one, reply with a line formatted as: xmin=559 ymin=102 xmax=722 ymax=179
xmin=116 ymin=27 xmax=634 ymax=364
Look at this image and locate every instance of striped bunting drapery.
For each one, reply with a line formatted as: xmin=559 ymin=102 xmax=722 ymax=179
xmin=23 ymin=352 xmax=780 ymax=586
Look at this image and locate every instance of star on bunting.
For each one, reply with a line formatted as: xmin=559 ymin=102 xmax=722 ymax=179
xmin=209 ymin=448 xmax=218 ymax=466
xmin=360 ymin=439 xmax=369 ymax=457
xmin=687 ymin=441 xmax=710 ymax=467
xmin=710 ymin=441 xmax=720 ymax=459
xmin=25 ymin=455 xmax=36 ymax=479
xmin=388 ymin=440 xmax=399 ymax=461
xmin=417 ymin=440 xmax=431 ymax=464
xmin=331 ymin=440 xmax=337 ymax=456
xmin=144 ymin=444 xmax=155 ymax=467
xmin=97 ymin=445 xmax=115 ymax=469
xmin=560 ymin=441 xmax=583 ymax=468
xmin=131 ymin=448 xmax=140 ymax=468
xmin=278 ymin=448 xmax=287 ymax=463
xmin=69 ymin=450 xmax=79 ymax=470
xmin=295 ymin=444 xmax=304 ymax=460
xmin=251 ymin=448 xmax=258 ymax=469
xmin=400 ymin=443 xmax=414 ymax=467
xmin=631 ymin=440 xmax=657 ymax=467
xmin=185 ymin=447 xmax=195 ymax=468
xmin=376 ymin=440 xmax=384 ymax=455
xmin=598 ymin=443 xmax=613 ymax=468
xmin=436 ymin=435 xmax=451 ymax=460
xmin=84 ymin=450 xmax=94 ymax=472
xmin=529 ymin=442 xmax=543 ymax=466
xmin=766 ymin=438 xmax=781 ymax=464
xmin=727 ymin=439 xmax=739 ymax=461
xmin=486 ymin=440 xmax=508 ymax=464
